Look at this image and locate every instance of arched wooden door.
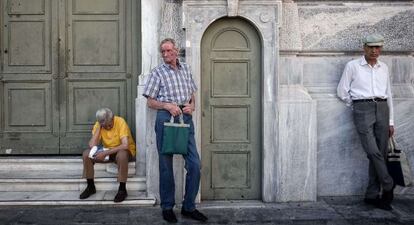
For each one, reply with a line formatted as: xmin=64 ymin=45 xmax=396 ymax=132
xmin=201 ymin=18 xmax=262 ymax=200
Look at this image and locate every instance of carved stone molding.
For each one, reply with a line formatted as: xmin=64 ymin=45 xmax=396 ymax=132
xmin=227 ymin=0 xmax=239 ymax=17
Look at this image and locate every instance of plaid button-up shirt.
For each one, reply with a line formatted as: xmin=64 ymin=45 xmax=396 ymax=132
xmin=143 ymin=61 xmax=197 ymax=105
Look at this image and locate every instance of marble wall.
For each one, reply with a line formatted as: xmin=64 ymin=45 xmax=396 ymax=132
xmin=137 ymin=0 xmax=414 ymax=204
xmin=279 ymin=1 xmax=414 ymax=196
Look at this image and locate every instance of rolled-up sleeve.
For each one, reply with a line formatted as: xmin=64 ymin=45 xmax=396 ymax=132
xmin=143 ymin=71 xmax=160 ymax=99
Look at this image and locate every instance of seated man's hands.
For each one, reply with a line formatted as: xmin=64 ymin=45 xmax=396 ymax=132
xmin=95 ymin=151 xmax=108 ymax=162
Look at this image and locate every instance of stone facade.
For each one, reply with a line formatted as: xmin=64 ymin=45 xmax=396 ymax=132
xmin=136 ymin=0 xmax=414 ymax=203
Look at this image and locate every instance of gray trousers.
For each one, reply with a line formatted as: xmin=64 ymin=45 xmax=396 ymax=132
xmin=353 ymin=101 xmax=394 ymax=199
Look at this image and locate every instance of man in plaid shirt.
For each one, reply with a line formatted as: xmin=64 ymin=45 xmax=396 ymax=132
xmin=143 ymin=38 xmax=207 ymax=223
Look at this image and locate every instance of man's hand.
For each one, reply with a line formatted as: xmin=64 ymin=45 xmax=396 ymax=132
xmin=95 ymin=151 xmax=108 ymax=161
xmin=164 ymin=103 xmax=182 ymax=117
xmin=389 ymin=125 xmax=395 ymax=137
xmin=182 ymin=102 xmax=195 ymax=115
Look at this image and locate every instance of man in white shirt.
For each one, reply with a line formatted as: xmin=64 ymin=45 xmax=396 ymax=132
xmin=337 ymin=34 xmax=394 ymax=210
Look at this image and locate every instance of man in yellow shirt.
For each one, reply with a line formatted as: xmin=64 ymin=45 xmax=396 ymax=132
xmin=80 ymin=108 xmax=136 ymax=203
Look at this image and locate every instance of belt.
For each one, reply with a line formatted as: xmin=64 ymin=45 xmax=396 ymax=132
xmin=353 ymin=98 xmax=387 ymax=103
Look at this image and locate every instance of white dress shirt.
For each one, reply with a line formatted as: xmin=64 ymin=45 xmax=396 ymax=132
xmin=337 ymin=56 xmax=394 ymax=125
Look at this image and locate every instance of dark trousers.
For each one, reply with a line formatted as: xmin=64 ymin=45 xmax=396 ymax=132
xmin=353 ymin=101 xmax=394 ymax=198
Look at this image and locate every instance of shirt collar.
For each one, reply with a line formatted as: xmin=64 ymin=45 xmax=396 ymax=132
xmin=359 ymin=56 xmax=382 ymax=68
xmin=162 ymin=59 xmax=182 ymax=70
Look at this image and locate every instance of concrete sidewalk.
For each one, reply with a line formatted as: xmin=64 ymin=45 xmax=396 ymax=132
xmin=1 ymin=195 xmax=413 ymax=225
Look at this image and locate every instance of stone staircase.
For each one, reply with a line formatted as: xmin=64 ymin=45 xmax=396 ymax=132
xmin=0 ymin=157 xmax=155 ymax=206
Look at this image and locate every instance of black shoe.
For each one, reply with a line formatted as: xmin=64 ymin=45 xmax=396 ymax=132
xmin=162 ymin=209 xmax=177 ymax=223
xmin=364 ymin=197 xmax=380 ymax=206
xmin=377 ymin=189 xmax=394 ymax=211
xmin=114 ymin=190 xmax=128 ymax=203
xmin=181 ymin=208 xmax=208 ymax=222
xmin=79 ymin=186 xmax=96 ymax=199
xmin=377 ymin=201 xmax=393 ymax=211
xmin=383 ymin=189 xmax=394 ymax=203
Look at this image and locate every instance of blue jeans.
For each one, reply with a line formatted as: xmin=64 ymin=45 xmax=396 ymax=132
xmin=155 ymin=110 xmax=201 ymax=211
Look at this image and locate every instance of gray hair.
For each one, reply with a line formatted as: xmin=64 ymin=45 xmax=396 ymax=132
xmin=159 ymin=38 xmax=177 ymax=52
xmin=95 ymin=108 xmax=114 ymax=123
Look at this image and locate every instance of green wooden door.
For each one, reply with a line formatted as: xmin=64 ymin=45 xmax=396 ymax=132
xmin=0 ymin=0 xmax=137 ymax=154
xmin=201 ymin=18 xmax=262 ymax=200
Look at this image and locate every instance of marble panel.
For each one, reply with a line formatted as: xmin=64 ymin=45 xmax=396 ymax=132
xmin=279 ymin=56 xmax=303 ymax=85
xmin=316 ymin=98 xmax=368 ymax=196
xmin=140 ymin=0 xmax=163 ymax=80
xmin=138 ymin=0 xmax=163 ymax=203
xmin=277 ymin=85 xmax=317 ymax=201
xmin=389 ymin=57 xmax=414 ymax=85
xmin=135 ymin=90 xmax=147 ymax=177
xmin=393 ymin=99 xmax=414 ymax=188
xmin=302 ymin=57 xmax=350 ymax=87
xmin=280 ymin=2 xmax=301 ymax=51
xmin=303 ymin=53 xmax=414 ymax=196
xmin=300 ymin=56 xmax=414 ymax=91
xmin=298 ymin=4 xmax=414 ymax=51
xmin=315 ymin=93 xmax=414 ymax=196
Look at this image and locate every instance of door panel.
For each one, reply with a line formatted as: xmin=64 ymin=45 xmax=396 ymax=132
xmin=3 ymin=0 xmax=52 ymax=73
xmin=60 ymin=0 xmax=132 ymax=154
xmin=0 ymin=0 xmax=59 ymax=154
xmin=0 ymin=0 xmax=135 ymax=155
xmin=201 ymin=18 xmax=262 ymax=200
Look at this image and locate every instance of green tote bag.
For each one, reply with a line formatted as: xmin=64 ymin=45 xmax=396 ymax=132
xmin=161 ymin=114 xmax=190 ymax=155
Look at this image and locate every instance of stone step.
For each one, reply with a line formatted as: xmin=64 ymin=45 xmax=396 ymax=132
xmin=0 ymin=176 xmax=147 ymax=192
xmin=0 ymin=157 xmax=143 ymax=191
xmin=0 ymin=157 xmax=136 ymax=175
xmin=0 ymin=191 xmax=156 ymax=206
xmin=0 ymin=157 xmax=149 ymax=205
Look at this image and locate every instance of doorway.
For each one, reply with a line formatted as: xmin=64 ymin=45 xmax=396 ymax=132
xmin=201 ymin=18 xmax=262 ymax=200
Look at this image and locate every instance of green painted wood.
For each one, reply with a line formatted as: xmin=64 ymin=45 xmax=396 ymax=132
xmin=201 ymin=18 xmax=262 ymax=200
xmin=0 ymin=0 xmax=137 ymax=155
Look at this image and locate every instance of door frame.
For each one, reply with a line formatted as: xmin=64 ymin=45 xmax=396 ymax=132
xmin=183 ymin=1 xmax=281 ymax=202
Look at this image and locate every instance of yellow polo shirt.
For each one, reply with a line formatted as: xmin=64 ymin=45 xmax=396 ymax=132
xmin=92 ymin=116 xmax=136 ymax=157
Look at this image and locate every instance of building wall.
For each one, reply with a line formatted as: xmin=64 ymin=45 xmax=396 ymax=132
xmin=279 ymin=0 xmax=414 ymax=196
xmin=137 ymin=0 xmax=414 ymax=203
